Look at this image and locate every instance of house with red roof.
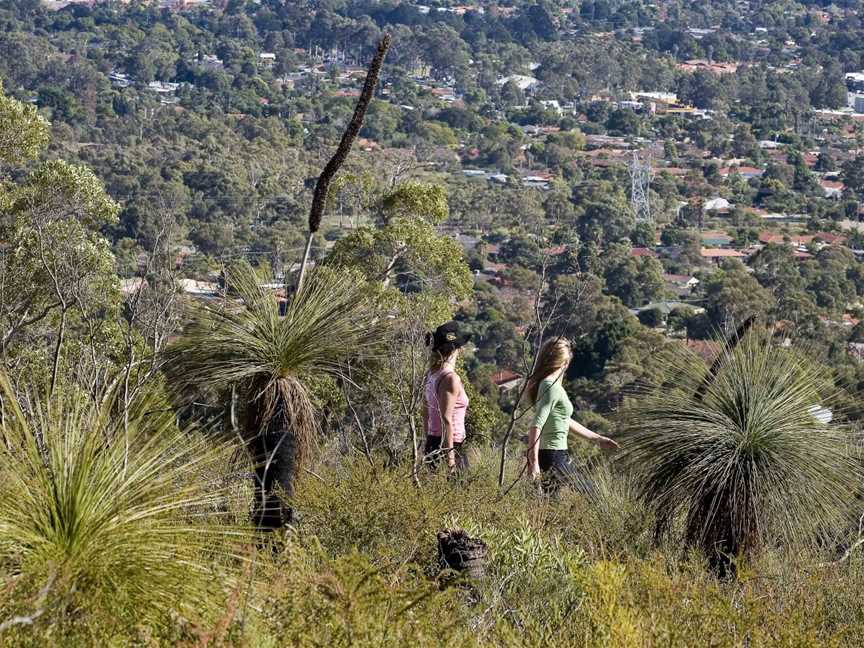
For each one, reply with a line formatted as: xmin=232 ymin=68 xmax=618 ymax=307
xmin=758 ymin=231 xmax=844 ymax=247
xmin=813 ymin=231 xmax=845 ymax=245
xmin=356 ymin=138 xmax=379 ymax=151
xmin=492 ymin=369 xmax=522 ymax=391
xmin=759 ymin=232 xmax=809 ymax=246
xmin=686 ymin=339 xmax=722 ymax=364
xmin=663 ymin=273 xmax=699 ymax=297
xmin=700 ymin=248 xmax=747 ymax=265
xmin=821 ymin=180 xmax=844 ymax=199
xmin=630 ymin=247 xmax=658 ymax=258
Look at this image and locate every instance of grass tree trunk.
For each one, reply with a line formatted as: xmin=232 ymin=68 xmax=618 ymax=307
xmin=247 ymin=376 xmax=313 ymax=532
xmin=250 ymin=429 xmax=297 ymax=531
xmin=250 ymin=395 xmax=299 ymax=531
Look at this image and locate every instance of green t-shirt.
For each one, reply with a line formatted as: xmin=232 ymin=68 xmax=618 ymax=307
xmin=532 ymin=377 xmax=573 ymax=451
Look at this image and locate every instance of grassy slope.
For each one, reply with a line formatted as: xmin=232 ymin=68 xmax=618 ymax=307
xmin=246 ymin=449 xmax=864 ymax=647
xmin=3 ymin=447 xmax=864 ymax=646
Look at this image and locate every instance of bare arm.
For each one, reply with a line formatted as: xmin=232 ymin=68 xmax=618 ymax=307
xmin=437 ymin=373 xmax=460 ymax=467
xmin=527 ymin=425 xmax=542 ymax=479
xmin=568 ymin=418 xmax=620 ymax=451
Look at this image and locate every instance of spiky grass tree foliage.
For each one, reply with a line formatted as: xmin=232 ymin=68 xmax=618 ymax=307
xmin=0 ymin=375 xmax=249 ymax=636
xmin=163 ymin=264 xmax=379 ymax=531
xmin=616 ymin=332 xmax=861 ymax=573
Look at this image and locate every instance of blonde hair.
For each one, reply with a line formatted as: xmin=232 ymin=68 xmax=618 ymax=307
xmin=526 ymin=337 xmax=571 ymax=404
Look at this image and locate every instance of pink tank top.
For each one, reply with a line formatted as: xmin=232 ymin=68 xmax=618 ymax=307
xmin=424 ymin=369 xmax=469 ymax=442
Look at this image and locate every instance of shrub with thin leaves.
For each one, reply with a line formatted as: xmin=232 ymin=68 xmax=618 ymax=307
xmin=162 ymin=262 xmax=381 ymax=529
xmin=616 ymin=331 xmax=862 ymax=568
xmin=262 ymin=546 xmax=470 ymax=648
xmin=0 ymin=375 xmax=250 ymax=640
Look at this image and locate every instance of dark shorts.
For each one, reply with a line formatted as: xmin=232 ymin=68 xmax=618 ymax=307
xmin=424 ymin=435 xmax=469 ymax=471
xmin=538 ymin=449 xmax=592 ymax=495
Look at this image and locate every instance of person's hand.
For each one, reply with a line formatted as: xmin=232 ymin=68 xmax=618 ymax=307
xmin=447 ymin=451 xmax=457 ymax=471
xmin=597 ymin=436 xmax=620 ymax=452
xmin=528 ymin=461 xmax=541 ymax=481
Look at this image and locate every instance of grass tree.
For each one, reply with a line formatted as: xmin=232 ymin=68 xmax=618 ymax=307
xmin=163 ymin=263 xmax=379 ymax=531
xmin=616 ymin=331 xmax=862 ymax=574
xmin=0 ymin=374 xmax=248 ymax=638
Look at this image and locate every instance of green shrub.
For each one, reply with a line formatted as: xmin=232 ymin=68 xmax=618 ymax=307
xmin=0 ymin=377 xmax=251 ymax=644
xmin=617 ymin=331 xmax=862 ymax=570
xmin=260 ymin=544 xmax=471 ymax=647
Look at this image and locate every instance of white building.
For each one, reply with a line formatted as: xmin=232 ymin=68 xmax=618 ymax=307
xmin=704 ymin=197 xmax=731 ymax=211
xmin=147 ymin=81 xmax=180 ymax=94
xmin=109 ymin=71 xmax=131 ymax=88
xmin=539 ymin=99 xmax=562 ymax=114
xmin=630 ymin=91 xmax=677 ymax=104
xmin=497 ymin=75 xmax=539 ymax=91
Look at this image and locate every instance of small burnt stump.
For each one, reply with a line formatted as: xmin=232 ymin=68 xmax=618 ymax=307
xmin=437 ymin=528 xmax=487 ymax=580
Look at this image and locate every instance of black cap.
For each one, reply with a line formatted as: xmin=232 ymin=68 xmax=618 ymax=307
xmin=425 ymin=321 xmax=471 ymax=354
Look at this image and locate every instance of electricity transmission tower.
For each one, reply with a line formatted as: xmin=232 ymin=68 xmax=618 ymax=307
xmin=629 ymin=151 xmax=652 ymax=224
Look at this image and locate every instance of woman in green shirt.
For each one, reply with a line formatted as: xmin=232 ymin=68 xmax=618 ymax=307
xmin=526 ymin=337 xmax=619 ymax=489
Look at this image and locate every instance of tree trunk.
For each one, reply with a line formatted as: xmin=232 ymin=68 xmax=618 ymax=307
xmin=250 ymin=426 xmax=298 ymax=531
xmin=249 ymin=396 xmax=299 ymax=532
xmin=297 ymin=34 xmax=391 ymax=291
xmin=294 ymin=229 xmax=314 ymax=296
xmin=50 ymin=307 xmax=68 ymax=397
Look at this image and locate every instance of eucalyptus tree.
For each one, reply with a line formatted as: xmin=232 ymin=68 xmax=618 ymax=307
xmin=0 ymin=84 xmax=120 ymax=394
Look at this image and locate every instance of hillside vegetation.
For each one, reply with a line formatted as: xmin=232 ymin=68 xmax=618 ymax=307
xmin=4 ymin=1 xmax=864 ymax=645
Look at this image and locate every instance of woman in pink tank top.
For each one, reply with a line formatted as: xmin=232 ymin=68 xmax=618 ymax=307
xmin=421 ymin=321 xmax=471 ymax=471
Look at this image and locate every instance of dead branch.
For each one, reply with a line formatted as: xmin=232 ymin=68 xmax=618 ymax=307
xmin=497 ymin=254 xmax=552 ymax=487
xmin=816 ymin=512 xmax=864 ymax=568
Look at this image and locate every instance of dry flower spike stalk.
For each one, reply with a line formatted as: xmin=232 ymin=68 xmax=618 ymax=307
xmin=296 ymin=33 xmax=392 ymax=292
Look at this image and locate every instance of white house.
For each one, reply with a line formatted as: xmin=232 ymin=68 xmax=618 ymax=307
xmin=704 ymin=197 xmax=731 ymax=211
xmin=177 ymin=279 xmax=219 ymax=296
xmin=539 ymin=100 xmax=562 ymax=114
xmin=497 ymin=75 xmax=539 ymax=91
xmin=630 ymin=91 xmax=677 ymax=104
xmin=147 ymin=81 xmax=180 ymax=94
xmin=109 ymin=71 xmax=132 ymax=88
